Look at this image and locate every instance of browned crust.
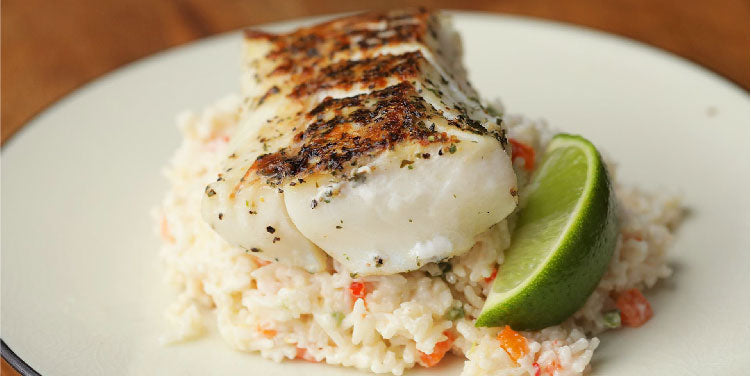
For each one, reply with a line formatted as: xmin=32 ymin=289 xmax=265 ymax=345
xmin=229 ymin=8 xmax=504 ymax=193
xmin=243 ymin=8 xmax=434 ymax=79
xmin=240 ymin=82 xmax=458 ymax=187
xmin=288 ymin=51 xmax=423 ymax=99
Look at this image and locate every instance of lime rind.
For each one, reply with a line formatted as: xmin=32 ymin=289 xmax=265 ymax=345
xmin=476 ymin=134 xmax=618 ymax=330
xmin=490 ymin=135 xmax=600 ymax=297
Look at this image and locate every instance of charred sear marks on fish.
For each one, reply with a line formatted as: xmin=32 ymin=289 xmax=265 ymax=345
xmin=246 ymin=82 xmax=456 ymax=185
xmin=289 ymin=52 xmax=423 ymax=98
xmin=447 ymin=106 xmax=487 ymax=135
xmin=244 ymin=8 xmax=431 ymax=79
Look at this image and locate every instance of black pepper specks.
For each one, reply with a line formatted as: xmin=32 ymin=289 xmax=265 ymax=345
xmin=272 ymin=237 xmax=280 ymax=243
xmin=237 ymin=11 xmax=499 ymax=191
xmin=311 ymin=199 xmax=318 ymax=209
xmin=351 ymin=172 xmax=367 ymax=184
xmin=258 ymin=85 xmax=280 ymax=105
xmin=205 ymin=186 xmax=216 ymax=197
xmin=251 ymin=82 xmax=450 ymax=186
xmin=374 ymin=256 xmax=384 ymax=267
xmin=218 ymin=213 xmax=224 ymax=220
xmin=266 ymin=226 xmax=276 ymax=234
xmin=336 ymin=225 xmax=342 ymax=229
xmin=250 ymin=247 xmax=261 ymax=253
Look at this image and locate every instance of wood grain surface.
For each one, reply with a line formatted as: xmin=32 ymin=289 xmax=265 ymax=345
xmin=2 ymin=358 xmax=17 ymax=376
xmin=0 ymin=0 xmax=748 ymax=373
xmin=2 ymin=0 xmax=749 ymax=144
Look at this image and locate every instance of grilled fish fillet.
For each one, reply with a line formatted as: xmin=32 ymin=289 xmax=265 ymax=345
xmin=202 ymin=9 xmax=518 ymax=275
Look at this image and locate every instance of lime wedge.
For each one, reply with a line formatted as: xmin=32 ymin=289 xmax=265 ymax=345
xmin=476 ymin=134 xmax=617 ymax=330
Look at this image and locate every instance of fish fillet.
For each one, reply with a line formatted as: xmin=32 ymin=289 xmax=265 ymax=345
xmin=202 ymin=8 xmax=518 ymax=275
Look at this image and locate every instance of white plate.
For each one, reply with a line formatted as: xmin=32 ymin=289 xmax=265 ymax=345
xmin=2 ymin=11 xmax=748 ymax=376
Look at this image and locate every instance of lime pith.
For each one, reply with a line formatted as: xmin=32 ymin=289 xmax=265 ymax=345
xmin=476 ymin=134 xmax=618 ymax=330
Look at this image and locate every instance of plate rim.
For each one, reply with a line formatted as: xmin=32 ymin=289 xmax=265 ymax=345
xmin=1 ymin=9 xmax=748 ymax=376
xmin=1 ymin=341 xmax=41 ymax=376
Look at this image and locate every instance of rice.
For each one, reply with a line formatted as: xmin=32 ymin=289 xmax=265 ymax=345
xmin=155 ymin=95 xmax=681 ymax=375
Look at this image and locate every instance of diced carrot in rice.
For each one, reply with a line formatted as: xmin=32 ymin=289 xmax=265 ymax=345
xmin=418 ymin=331 xmax=455 ymax=367
xmin=615 ymin=288 xmax=653 ymax=327
xmin=252 ymin=256 xmax=272 ymax=267
xmin=296 ymin=347 xmax=317 ymax=362
xmin=256 ymin=322 xmax=277 ymax=338
xmin=497 ymin=325 xmax=528 ymax=362
xmin=484 ymin=268 xmax=498 ymax=283
xmin=509 ymin=138 xmax=536 ymax=171
xmin=532 ymin=362 xmax=541 ymax=376
xmin=349 ymin=281 xmax=367 ymax=299
xmin=349 ymin=281 xmax=370 ymax=309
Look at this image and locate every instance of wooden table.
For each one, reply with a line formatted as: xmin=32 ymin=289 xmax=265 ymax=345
xmin=1 ymin=0 xmax=748 ymax=373
xmin=3 ymin=0 xmax=749 ymax=146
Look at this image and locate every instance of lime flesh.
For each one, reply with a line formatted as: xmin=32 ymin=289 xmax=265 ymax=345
xmin=476 ymin=134 xmax=617 ymax=330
